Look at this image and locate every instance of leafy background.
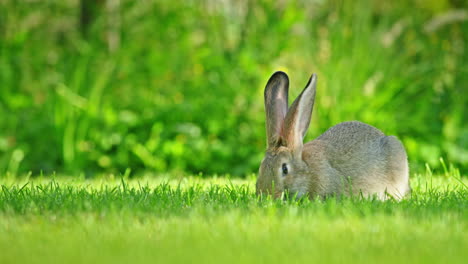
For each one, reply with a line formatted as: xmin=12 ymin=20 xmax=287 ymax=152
xmin=0 ymin=0 xmax=467 ymax=177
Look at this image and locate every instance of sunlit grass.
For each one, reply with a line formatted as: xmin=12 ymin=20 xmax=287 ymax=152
xmin=0 ymin=172 xmax=466 ymax=264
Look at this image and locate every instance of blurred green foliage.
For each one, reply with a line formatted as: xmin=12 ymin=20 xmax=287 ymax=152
xmin=0 ymin=0 xmax=467 ymax=177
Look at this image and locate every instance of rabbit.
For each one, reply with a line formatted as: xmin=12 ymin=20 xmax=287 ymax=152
xmin=256 ymin=71 xmax=411 ymax=200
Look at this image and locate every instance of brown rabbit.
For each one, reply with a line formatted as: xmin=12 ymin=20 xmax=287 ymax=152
xmin=256 ymin=71 xmax=410 ymax=200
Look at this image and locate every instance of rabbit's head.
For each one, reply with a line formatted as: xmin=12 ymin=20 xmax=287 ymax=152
xmin=256 ymin=71 xmax=317 ymax=199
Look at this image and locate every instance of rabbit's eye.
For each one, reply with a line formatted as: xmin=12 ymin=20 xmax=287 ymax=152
xmin=282 ymin=163 xmax=288 ymax=176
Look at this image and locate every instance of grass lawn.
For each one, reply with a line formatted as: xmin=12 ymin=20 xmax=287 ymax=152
xmin=0 ymin=173 xmax=467 ymax=264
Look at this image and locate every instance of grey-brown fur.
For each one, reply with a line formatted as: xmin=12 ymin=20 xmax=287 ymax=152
xmin=257 ymin=71 xmax=410 ymax=200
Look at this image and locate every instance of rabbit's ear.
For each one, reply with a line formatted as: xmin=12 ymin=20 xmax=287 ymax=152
xmin=282 ymin=74 xmax=317 ymax=150
xmin=264 ymin=71 xmax=289 ymax=148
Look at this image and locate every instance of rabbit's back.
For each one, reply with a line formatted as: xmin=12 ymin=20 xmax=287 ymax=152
xmin=303 ymin=121 xmax=410 ymax=199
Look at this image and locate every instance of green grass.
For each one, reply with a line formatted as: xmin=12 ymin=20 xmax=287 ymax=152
xmin=1 ymin=173 xmax=467 ymax=264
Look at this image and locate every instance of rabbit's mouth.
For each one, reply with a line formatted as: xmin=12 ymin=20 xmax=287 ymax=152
xmin=281 ymin=187 xmax=307 ymax=200
xmin=284 ymin=178 xmax=309 ymax=200
xmin=293 ymin=190 xmax=307 ymax=199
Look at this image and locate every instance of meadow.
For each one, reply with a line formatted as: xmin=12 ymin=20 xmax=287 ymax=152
xmin=0 ymin=170 xmax=467 ymax=264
